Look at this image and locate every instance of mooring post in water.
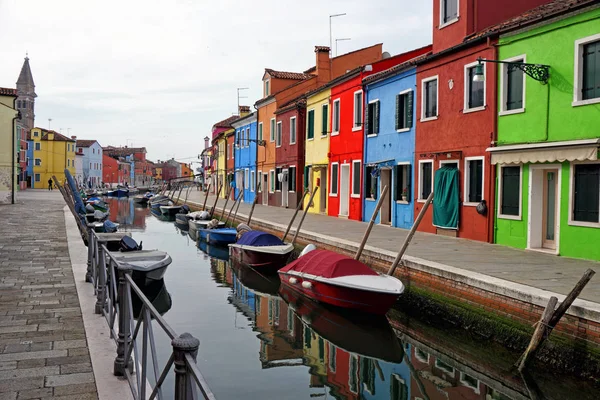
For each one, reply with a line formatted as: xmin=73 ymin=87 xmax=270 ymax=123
xmin=516 ymin=268 xmax=595 ymax=372
xmin=221 ymin=185 xmax=232 ymax=220
xmin=355 ymin=185 xmax=388 ymax=260
xmin=282 ymin=189 xmax=309 ymax=242
xmin=291 ymin=186 xmax=319 ymax=245
xmin=387 ymin=191 xmax=434 ymax=276
xmin=246 ymin=195 xmax=259 ymax=225
xmin=201 ymin=181 xmax=212 ymax=211
xmin=210 ymin=183 xmax=223 ymax=216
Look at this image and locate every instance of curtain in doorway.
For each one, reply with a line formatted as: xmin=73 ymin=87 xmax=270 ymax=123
xmin=433 ymin=165 xmax=459 ymax=229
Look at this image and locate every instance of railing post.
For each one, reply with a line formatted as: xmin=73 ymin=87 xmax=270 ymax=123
xmin=114 ymin=263 xmax=133 ymax=376
xmin=86 ymin=224 xmax=94 ymax=283
xmin=95 ymin=245 xmax=107 ymax=314
xmin=172 ymin=332 xmax=200 ymax=400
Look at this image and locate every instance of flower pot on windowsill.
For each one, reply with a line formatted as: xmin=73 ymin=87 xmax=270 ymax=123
xmin=401 ymin=195 xmax=407 ymax=202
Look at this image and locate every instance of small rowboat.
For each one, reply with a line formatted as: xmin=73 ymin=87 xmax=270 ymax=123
xmin=278 ymin=249 xmax=404 ymax=315
xmin=228 ymin=230 xmax=293 ymax=273
xmin=159 ymin=204 xmax=181 ymax=216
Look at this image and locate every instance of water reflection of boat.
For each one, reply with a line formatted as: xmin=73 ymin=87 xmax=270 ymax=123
xmin=279 ymin=284 xmax=404 ymax=364
xmin=198 ymin=240 xmax=229 ymax=261
xmin=131 ymin=278 xmax=172 ymax=319
xmin=230 ymin=259 xmax=280 ymax=296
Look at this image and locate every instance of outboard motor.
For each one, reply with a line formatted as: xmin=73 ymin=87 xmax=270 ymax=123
xmin=103 ymin=220 xmax=118 ymax=233
xmin=198 ymin=211 xmax=210 ymax=220
xmin=119 ymin=236 xmax=143 ymax=252
xmin=181 ymin=205 xmax=190 ymax=214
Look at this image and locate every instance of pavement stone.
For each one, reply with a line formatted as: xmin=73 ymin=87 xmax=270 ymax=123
xmin=0 ymin=191 xmax=98 ymax=399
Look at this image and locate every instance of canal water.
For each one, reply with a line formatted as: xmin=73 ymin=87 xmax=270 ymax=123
xmin=105 ymin=198 xmax=598 ymax=400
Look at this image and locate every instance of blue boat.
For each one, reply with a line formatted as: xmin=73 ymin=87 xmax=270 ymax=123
xmin=198 ymin=228 xmax=237 ymax=245
xmin=116 ymin=188 xmax=129 ymax=197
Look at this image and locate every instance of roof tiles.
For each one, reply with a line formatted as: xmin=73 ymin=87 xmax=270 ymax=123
xmin=264 ymin=68 xmax=315 ymax=81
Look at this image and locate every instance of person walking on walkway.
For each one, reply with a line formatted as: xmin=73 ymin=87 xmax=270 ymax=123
xmin=47 ymin=178 xmax=53 ymax=191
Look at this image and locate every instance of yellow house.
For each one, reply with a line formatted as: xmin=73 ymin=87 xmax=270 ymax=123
xmin=30 ymin=128 xmax=76 ymax=189
xmin=155 ymin=166 xmax=162 ymax=181
xmin=0 ymin=88 xmax=18 ymax=204
xmin=304 ymin=87 xmax=331 ymax=214
xmin=215 ymin=134 xmax=227 ymax=198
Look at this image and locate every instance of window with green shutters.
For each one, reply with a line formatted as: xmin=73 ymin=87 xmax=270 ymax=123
xmin=390 ymin=374 xmax=408 ymax=400
xmin=500 ymin=166 xmax=521 ymax=217
xmin=394 ymin=164 xmax=411 ymax=201
xmin=507 ymin=63 xmax=524 ymax=110
xmin=258 ymin=122 xmax=263 ymax=141
xmin=396 ymin=90 xmax=413 ymax=131
xmin=330 ymin=163 xmax=339 ymax=195
xmin=270 ymin=118 xmax=275 ymax=142
xmin=582 ymin=40 xmax=600 ymax=101
xmin=352 ymin=160 xmax=361 ymax=196
xmin=573 ymin=164 xmax=599 ymax=223
xmin=307 ymin=110 xmax=315 ymax=139
xmin=275 ymin=167 xmax=282 ymax=191
xmin=288 ymin=166 xmax=296 ymax=192
xmin=365 ymin=166 xmax=377 ymax=198
xmin=419 ymin=161 xmax=432 ymax=200
xmin=321 ymin=104 xmax=328 ymax=136
xmin=366 ymin=100 xmax=380 ymax=135
xmin=422 ymin=77 xmax=438 ymax=119
xmin=466 ymin=158 xmax=483 ymax=203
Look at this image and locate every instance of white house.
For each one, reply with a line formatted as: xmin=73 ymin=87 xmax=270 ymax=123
xmin=75 ymin=139 xmax=103 ymax=188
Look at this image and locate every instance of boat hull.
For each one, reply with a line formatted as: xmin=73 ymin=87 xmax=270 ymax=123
xmin=278 ymin=272 xmax=400 ymax=315
xmin=199 ymin=228 xmax=237 ymax=245
xmin=159 ymin=205 xmax=181 ymax=216
xmin=229 ymin=245 xmax=292 ymax=273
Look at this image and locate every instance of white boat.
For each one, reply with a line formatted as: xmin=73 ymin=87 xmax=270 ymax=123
xmin=159 ymin=204 xmax=182 ymax=216
xmin=188 ymin=219 xmax=225 ymax=233
xmin=109 ymin=250 xmax=172 ymax=283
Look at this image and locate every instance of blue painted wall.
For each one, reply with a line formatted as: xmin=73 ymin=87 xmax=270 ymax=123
xmin=26 ymin=140 xmax=33 ymax=186
xmin=234 ymin=115 xmax=257 ymax=204
xmin=360 ymin=348 xmax=411 ymax=400
xmin=363 ymin=68 xmax=417 ymax=229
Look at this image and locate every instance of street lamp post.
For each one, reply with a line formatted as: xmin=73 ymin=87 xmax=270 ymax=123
xmin=329 ymin=13 xmax=346 ymax=57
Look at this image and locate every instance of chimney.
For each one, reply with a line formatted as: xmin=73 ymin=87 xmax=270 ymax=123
xmin=238 ymin=105 xmax=250 ymax=117
xmin=71 ymin=136 xmax=77 ymax=140
xmin=315 ymin=46 xmax=331 ymax=85
xmin=204 ymin=136 xmax=209 ymax=149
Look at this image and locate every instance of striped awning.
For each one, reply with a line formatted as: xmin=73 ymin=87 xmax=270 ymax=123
xmin=487 ymin=139 xmax=600 ymax=165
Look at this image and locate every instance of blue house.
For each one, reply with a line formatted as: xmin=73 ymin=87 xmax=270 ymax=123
xmin=26 ymin=139 xmax=34 ymax=187
xmin=232 ymin=111 xmax=258 ymax=204
xmin=363 ymin=63 xmax=419 ymax=229
xmin=359 ymin=351 xmax=411 ymax=400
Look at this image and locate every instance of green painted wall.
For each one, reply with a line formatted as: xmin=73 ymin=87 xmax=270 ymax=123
xmin=497 ymin=8 xmax=600 ymax=145
xmin=494 ymin=8 xmax=600 ymax=261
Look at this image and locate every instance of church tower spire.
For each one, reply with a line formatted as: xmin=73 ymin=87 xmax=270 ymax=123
xmin=16 ymin=54 xmax=36 ymax=133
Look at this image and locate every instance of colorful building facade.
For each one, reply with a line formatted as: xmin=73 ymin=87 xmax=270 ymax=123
xmin=490 ymin=4 xmax=600 ymax=260
xmin=75 ymin=139 xmax=103 ymax=188
xmin=15 ymin=56 xmax=36 ymax=190
xmin=232 ymin=111 xmax=258 ymax=204
xmin=211 ymin=115 xmax=239 ymax=198
xmin=29 ymin=128 xmax=76 ymax=188
xmin=0 ymin=88 xmax=18 ymax=203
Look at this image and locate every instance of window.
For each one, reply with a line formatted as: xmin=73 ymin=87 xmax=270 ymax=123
xmin=250 ymin=171 xmax=255 ymax=192
xmin=332 ymin=99 xmax=340 ymax=134
xmin=394 ymin=164 xmax=411 ymax=202
xmin=244 ymin=169 xmax=249 ymax=190
xmin=441 ymin=0 xmax=458 ymax=25
xmin=353 ymin=91 xmax=363 ymax=129
xmin=276 ymin=121 xmax=282 ymax=147
xmin=365 ymin=166 xmax=377 ymax=199
xmin=465 ymin=158 xmax=484 ymax=204
xmin=258 ymin=122 xmax=263 ymax=141
xmin=246 ymin=128 xmax=250 ymax=147
xmin=321 ymin=104 xmax=328 ymax=136
xmin=290 ymin=117 xmax=297 ymax=145
xmin=227 ymin=144 xmax=230 ymax=159
xmin=501 ymin=56 xmax=525 ymax=113
xmin=35 ymin=173 xmax=40 ymax=182
xmin=352 ymin=160 xmax=361 ymax=196
xmin=573 ymin=163 xmax=599 ymax=223
xmin=270 ymin=118 xmax=276 ymax=142
xmin=275 ymin=167 xmax=282 ymax=191
xmin=33 ymin=131 xmax=38 ymax=137
xmin=390 ymin=374 xmax=409 ymax=400
xmin=396 ymin=90 xmax=414 ymax=131
xmin=67 ymin=159 xmax=70 ymax=167
xmin=35 ymin=142 xmax=40 ymax=151
xmin=35 ymin=158 xmax=41 ymax=166
xmin=288 ymin=166 xmax=296 ymax=192
xmin=349 ymin=355 xmax=359 ymax=394
xmin=307 ymin=109 xmax=315 ymax=139
xmin=419 ymin=161 xmax=433 ymax=200
xmin=465 ymin=63 xmax=485 ymax=110
xmin=264 ymin=79 xmax=270 ymax=96
xmin=257 ymin=170 xmax=262 ymax=192
xmin=422 ymin=77 xmax=438 ymax=120
xmin=330 ymin=163 xmax=339 ymax=195
xmin=366 ymin=100 xmax=380 ymax=135
xmin=499 ymin=165 xmax=521 ymax=218
xmin=269 ymin=170 xmax=275 ymax=192
xmin=574 ymin=34 xmax=600 ymax=105
xmin=328 ymin=344 xmax=336 ymax=372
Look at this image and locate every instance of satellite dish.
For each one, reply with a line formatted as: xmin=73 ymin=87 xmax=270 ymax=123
xmin=382 ymin=51 xmax=391 ymax=59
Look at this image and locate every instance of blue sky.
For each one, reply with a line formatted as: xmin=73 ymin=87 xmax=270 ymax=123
xmin=0 ymin=0 xmax=432 ymax=164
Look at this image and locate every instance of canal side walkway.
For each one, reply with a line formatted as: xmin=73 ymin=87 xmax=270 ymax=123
xmin=0 ymin=191 xmax=129 ymax=400
xmin=182 ymin=191 xmax=600 ymax=316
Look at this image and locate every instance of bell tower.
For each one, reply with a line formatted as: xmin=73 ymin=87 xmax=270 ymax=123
xmin=16 ymin=54 xmax=36 ymax=133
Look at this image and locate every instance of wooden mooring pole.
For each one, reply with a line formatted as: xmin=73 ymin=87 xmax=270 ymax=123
xmin=246 ymin=195 xmax=259 ymax=225
xmin=201 ymin=181 xmax=212 ymax=211
xmin=291 ymin=186 xmax=319 ymax=245
xmin=221 ymin=185 xmax=233 ymax=220
xmin=225 ymin=188 xmax=243 ymax=225
xmin=354 ymin=185 xmax=388 ymax=260
xmin=387 ymin=191 xmax=434 ymax=276
xmin=232 ymin=188 xmax=244 ymax=224
xmin=282 ymin=189 xmax=309 ymax=242
xmin=515 ymin=268 xmax=595 ymax=372
xmin=209 ymin=183 xmax=223 ymax=216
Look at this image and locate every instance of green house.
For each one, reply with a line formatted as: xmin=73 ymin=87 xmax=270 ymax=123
xmin=488 ymin=5 xmax=600 ymax=261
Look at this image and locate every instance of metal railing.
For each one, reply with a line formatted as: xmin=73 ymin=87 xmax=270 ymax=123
xmin=87 ymin=229 xmax=216 ymax=400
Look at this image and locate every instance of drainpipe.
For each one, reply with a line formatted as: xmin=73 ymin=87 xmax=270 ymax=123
xmin=488 ymin=37 xmax=498 ymax=244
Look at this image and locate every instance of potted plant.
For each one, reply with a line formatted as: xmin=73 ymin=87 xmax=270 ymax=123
xmin=401 ymin=187 xmax=408 ymax=202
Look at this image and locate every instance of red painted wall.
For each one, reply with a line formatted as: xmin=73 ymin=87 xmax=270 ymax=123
xmin=475 ymin=0 xmax=552 ymax=32
xmin=275 ymin=106 xmax=306 ymax=208
xmin=415 ymin=41 xmax=497 ymax=243
xmin=102 ymin=154 xmax=118 ymax=184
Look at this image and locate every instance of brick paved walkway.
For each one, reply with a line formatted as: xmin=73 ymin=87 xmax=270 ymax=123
xmin=0 ymin=191 xmax=97 ymax=400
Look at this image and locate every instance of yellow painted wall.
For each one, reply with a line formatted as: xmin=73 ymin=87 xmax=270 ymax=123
xmin=30 ymin=128 xmax=76 ymax=189
xmin=216 ymin=135 xmax=226 ymax=198
xmin=303 ymin=88 xmax=330 ymax=214
xmin=0 ymin=94 xmax=18 ymax=203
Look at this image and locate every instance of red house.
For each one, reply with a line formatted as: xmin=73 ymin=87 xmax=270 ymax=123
xmin=327 ymin=46 xmax=432 ymax=221
xmin=414 ymin=0 xmax=551 ymax=242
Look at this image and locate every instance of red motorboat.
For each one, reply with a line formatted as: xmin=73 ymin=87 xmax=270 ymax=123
xmin=228 ymin=230 xmax=294 ymax=273
xmin=278 ymin=249 xmax=405 ymax=315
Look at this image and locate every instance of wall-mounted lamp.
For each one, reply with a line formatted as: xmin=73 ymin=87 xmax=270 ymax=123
xmin=473 ymin=57 xmax=550 ymax=84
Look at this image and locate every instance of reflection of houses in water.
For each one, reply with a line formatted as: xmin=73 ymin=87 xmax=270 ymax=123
xmin=104 ymin=197 xmax=149 ymax=229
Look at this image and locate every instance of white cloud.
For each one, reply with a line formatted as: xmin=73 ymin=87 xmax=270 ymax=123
xmin=0 ymin=0 xmax=431 ymax=160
